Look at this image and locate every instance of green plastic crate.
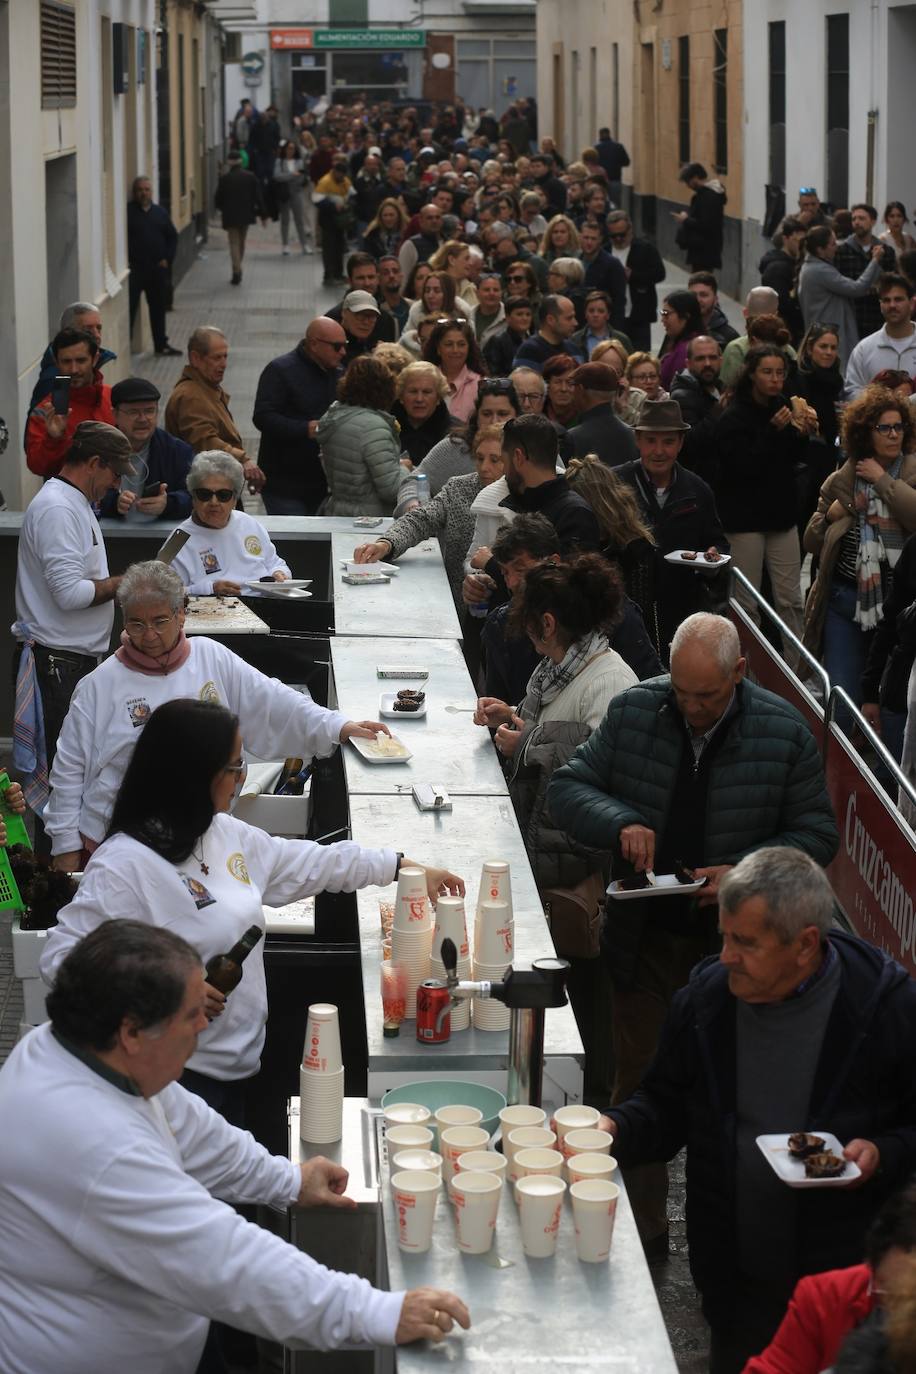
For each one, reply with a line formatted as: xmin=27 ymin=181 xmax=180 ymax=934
xmin=0 ymin=772 xmax=30 ymax=912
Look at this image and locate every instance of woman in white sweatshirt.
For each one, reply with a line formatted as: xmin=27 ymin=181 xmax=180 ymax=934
xmin=41 ymin=698 xmax=462 ymax=1122
xmin=473 ymin=553 xmax=636 ymax=888
xmin=43 ymin=561 xmax=385 ymax=869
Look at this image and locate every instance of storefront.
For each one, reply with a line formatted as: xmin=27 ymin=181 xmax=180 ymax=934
xmin=270 ymin=28 xmax=426 ymax=114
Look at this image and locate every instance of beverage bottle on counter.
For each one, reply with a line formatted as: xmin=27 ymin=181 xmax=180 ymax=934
xmin=274 ymin=757 xmax=304 ymax=795
xmin=205 ymin=925 xmax=263 ymax=995
xmin=415 ymin=472 xmax=430 ymax=505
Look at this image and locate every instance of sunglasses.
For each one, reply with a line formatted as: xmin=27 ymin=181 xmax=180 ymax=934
xmin=478 ymin=378 xmax=513 ymax=395
xmin=609 ymin=231 xmax=629 ymax=241
xmin=193 ymin=488 xmax=235 ymax=504
xmin=317 ymin=338 xmax=347 ymax=351
xmin=874 ymin=422 xmax=905 ymax=435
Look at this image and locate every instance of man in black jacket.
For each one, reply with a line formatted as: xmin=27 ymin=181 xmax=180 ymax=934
xmin=606 ymin=212 xmax=665 ymax=350
xmin=500 ymin=414 xmax=600 ymax=550
xmin=252 ymin=317 xmax=345 ymax=514
xmin=127 ymin=178 xmax=179 ymax=355
xmin=674 ymin=162 xmax=727 ymax=271
xmin=577 ymin=221 xmax=627 ymax=330
xmin=687 ymin=272 xmax=739 ymax=347
xmin=483 ymin=298 xmax=534 ymax=377
xmin=616 ymin=400 xmax=729 ymax=656
xmin=563 ymin=362 xmax=638 ymax=467
xmin=600 ymin=847 xmax=916 ymax=1373
xmin=594 ymin=127 xmax=631 ymax=204
xmin=214 ymin=154 xmax=264 ymax=285
xmin=529 ymin=153 xmax=566 ymax=215
xmin=668 ymin=336 xmax=725 ymax=482
xmin=759 ymin=216 xmax=806 ymax=344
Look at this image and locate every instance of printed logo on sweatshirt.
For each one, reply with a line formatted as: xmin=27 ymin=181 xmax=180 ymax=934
xmin=227 ymin=852 xmax=250 ymax=885
xmin=244 ymin=535 xmax=262 ymax=556
xmin=199 ymin=681 xmax=221 ymax=703
xmin=125 ymin=697 xmax=152 ymax=728
xmin=180 ymin=873 xmax=216 ymax=909
xmin=200 ymin=549 xmax=222 ymax=575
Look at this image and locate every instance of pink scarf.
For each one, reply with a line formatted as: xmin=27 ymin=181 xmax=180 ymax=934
xmin=115 ymin=628 xmax=193 ymax=676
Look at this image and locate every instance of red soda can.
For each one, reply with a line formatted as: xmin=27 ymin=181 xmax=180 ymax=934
xmin=416 ymin=979 xmax=451 ymax=1043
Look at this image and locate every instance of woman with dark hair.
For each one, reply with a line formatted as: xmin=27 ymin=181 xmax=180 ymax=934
xmin=42 ymin=698 xmax=462 ymax=1121
xmin=394 ymin=377 xmax=519 ymax=513
xmin=316 ymin=355 xmax=401 ymax=515
xmin=797 ymin=226 xmax=884 ymax=367
xmin=360 ymin=197 xmax=407 ymax=260
xmin=473 ymin=553 xmax=636 ymax=888
xmin=501 ymin=260 xmax=539 ymax=301
xmin=391 ymin=360 xmax=454 ymax=466
xmin=402 ymin=272 xmax=472 ymax=337
xmin=714 ymin=344 xmax=818 ymax=642
xmin=403 ymin=259 xmax=432 ymax=304
xmin=880 ymin=202 xmax=916 ymax=262
xmin=422 ymin=317 xmax=486 ymax=422
xmin=804 ymin=385 xmax=916 ymax=709
xmin=542 ymin=354 xmax=579 ymax=426
xmin=657 ymin=290 xmax=704 ymax=389
xmin=271 ymin=140 xmax=310 ymax=255
xmin=794 ymin=322 xmax=845 ymax=450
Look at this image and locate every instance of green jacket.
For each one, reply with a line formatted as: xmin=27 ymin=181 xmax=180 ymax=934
xmin=547 ymin=676 xmax=838 ymax=869
xmin=315 ymin=402 xmax=401 ymax=516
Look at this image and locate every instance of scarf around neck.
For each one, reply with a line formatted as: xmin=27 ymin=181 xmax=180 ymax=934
xmin=523 ymin=630 xmax=609 ymax=718
xmin=115 ymin=628 xmax=193 ymax=676
xmin=855 ymin=456 xmax=906 ymax=629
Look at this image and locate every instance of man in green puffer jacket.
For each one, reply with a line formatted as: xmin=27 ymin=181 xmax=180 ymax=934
xmin=547 ymin=612 xmax=838 ymax=1255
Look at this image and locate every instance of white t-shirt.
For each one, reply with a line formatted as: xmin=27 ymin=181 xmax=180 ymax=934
xmin=14 ymin=477 xmax=113 ymax=656
xmin=44 ymin=635 xmax=348 ymax=853
xmin=0 ymin=1024 xmax=403 ymax=1374
xmin=41 ymin=814 xmax=397 ymax=1079
xmin=171 ymin=510 xmax=291 ymax=594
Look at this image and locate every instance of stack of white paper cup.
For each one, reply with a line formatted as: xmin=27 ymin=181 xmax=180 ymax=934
xmin=517 ymin=1175 xmax=566 ymax=1258
xmin=472 ymin=898 xmax=513 ymax=1031
xmin=476 ymin=859 xmax=513 ymax=922
xmin=451 ymin=1171 xmax=503 ymax=1254
xmin=299 ymin=1003 xmax=344 ymax=1144
xmin=570 ymin=1179 xmax=620 ymax=1262
xmin=429 ymin=895 xmax=472 ymax=1031
xmin=553 ymin=1106 xmax=602 ymax=1159
xmin=504 ymin=1125 xmax=557 ymax=1189
xmin=391 ymin=1170 xmax=441 ymax=1253
xmin=439 ymin=1125 xmax=490 ymax=1183
xmin=390 ymin=867 xmax=432 ymax=1019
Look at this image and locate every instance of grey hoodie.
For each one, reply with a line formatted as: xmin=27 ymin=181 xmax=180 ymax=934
xmin=797 ymin=253 xmax=882 ymax=367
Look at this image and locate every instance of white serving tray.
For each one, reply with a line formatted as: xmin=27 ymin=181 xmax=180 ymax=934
xmin=349 ymin=734 xmax=413 ymax=764
xmin=342 ymin=559 xmax=399 ymax=575
xmin=244 ymin=579 xmax=313 ymax=590
xmin=606 ymin=873 xmax=707 ymax=901
xmin=663 ymin=550 xmax=732 ymax=567
xmin=379 ymin=692 xmax=427 ymax=720
xmin=756 ymin=1132 xmax=861 ymax=1189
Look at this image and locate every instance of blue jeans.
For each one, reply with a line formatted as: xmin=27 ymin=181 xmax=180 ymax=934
xmin=824 ymin=581 xmax=874 ymax=727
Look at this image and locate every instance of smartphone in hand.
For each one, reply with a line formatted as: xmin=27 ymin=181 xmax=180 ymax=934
xmin=142 ymin=481 xmax=163 ymax=498
xmin=51 ymin=376 xmax=71 ymax=416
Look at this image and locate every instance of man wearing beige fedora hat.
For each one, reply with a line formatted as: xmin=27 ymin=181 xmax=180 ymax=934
xmin=615 ymin=399 xmax=729 ymax=659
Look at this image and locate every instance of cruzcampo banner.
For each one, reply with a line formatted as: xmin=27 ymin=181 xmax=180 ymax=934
xmin=314 ymin=29 xmax=426 ymax=49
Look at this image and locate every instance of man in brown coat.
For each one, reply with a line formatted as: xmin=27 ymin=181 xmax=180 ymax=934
xmin=164 ymin=326 xmax=265 ymax=492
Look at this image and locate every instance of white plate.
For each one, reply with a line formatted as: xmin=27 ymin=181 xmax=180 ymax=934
xmin=349 ymin=734 xmax=413 ymax=764
xmin=663 ymin=550 xmax=732 ymax=568
xmin=341 ymin=560 xmax=399 ymax=575
xmin=756 ymin=1133 xmax=861 ymax=1189
xmin=606 ymin=873 xmax=708 ymax=901
xmin=255 ymin=584 xmax=313 ymax=599
xmin=379 ymin=692 xmax=427 ymax=720
xmin=244 ymin=579 xmax=313 ymax=589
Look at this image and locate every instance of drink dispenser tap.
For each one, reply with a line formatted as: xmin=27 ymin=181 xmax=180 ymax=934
xmin=439 ymin=939 xmax=570 ymax=1107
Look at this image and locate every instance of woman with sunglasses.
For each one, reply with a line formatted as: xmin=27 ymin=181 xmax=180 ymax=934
xmin=42 ymin=561 xmax=388 ymax=874
xmin=501 ymin=261 xmax=539 ymax=302
xmin=804 ymin=386 xmax=916 ymax=708
xmin=422 ymin=318 xmax=487 ymax=422
xmin=42 ymin=698 xmax=463 ymax=1124
xmin=171 ymin=451 xmax=290 ymax=597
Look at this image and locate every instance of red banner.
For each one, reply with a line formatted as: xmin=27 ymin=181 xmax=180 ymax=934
xmin=825 ymin=724 xmax=916 ymax=976
xmin=271 ymin=29 xmax=313 ymax=50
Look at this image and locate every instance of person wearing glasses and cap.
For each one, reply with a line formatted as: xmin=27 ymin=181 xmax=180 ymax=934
xmin=170 ymin=451 xmax=291 ymax=597
xmin=253 ymin=317 xmax=347 ymax=515
xmin=99 ymin=377 xmax=194 ymax=524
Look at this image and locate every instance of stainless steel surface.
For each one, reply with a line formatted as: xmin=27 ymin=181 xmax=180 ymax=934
xmin=507 ymin=1007 xmax=544 ymax=1107
xmin=289 ymin=1096 xmax=380 ymax=1205
xmin=331 ymin=637 xmax=508 ymax=797
xmin=331 ymin=533 xmax=462 ymax=640
xmin=0 ymin=513 xmax=393 ymax=542
xmin=349 ymin=795 xmax=584 ymax=1087
xmin=379 ymin=1151 xmax=677 ymax=1373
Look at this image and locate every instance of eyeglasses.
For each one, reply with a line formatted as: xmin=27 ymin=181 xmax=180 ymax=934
xmin=659 ymin=310 xmax=674 ymax=318
xmin=609 ymin=231 xmax=629 ymax=241
xmin=193 ymin=487 xmax=235 ymax=503
xmin=124 ymin=612 xmax=176 ymax=637
xmin=223 ymin=758 xmax=247 ymax=776
xmin=874 ymin=422 xmax=905 ymax=435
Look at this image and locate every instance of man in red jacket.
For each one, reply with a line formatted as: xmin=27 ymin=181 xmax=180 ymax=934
xmin=26 ymin=329 xmax=114 ymax=477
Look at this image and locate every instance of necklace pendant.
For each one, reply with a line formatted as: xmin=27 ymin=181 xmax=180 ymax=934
xmin=200 ymin=862 xmax=209 ymax=875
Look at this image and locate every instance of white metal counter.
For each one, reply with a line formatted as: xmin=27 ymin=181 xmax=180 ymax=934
xmin=330 ymin=533 xmax=462 ymax=640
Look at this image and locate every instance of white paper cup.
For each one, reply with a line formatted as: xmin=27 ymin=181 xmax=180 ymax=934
xmin=499 ymin=1104 xmax=547 ymax=1138
xmin=477 ymin=860 xmax=512 ymax=919
xmin=302 ymin=1003 xmax=342 ymax=1074
xmin=298 ymin=1065 xmax=344 ymax=1144
xmin=570 ymin=1180 xmax=620 ymax=1262
xmin=392 ymin=1149 xmax=443 ymax=1179
xmin=383 ymin=1102 xmax=432 ymax=1129
xmin=433 ymin=895 xmax=470 ymax=961
xmin=391 ymin=1169 xmax=441 ymax=1253
xmin=512 ymin=1147 xmax=565 ymax=1202
xmin=386 ymin=1124 xmax=435 ymax=1152
xmin=394 ymin=867 xmax=431 ymax=933
xmin=439 ymin=1125 xmax=490 ymax=1182
xmin=455 ymin=1150 xmax=507 ymax=1182
xmin=505 ymin=1126 xmax=557 ymax=1183
xmin=516 ymin=1174 xmax=566 ymax=1258
xmin=435 ymin=1104 xmax=483 ymax=1135
xmin=451 ymin=1171 xmax=502 ymax=1254
xmin=552 ymin=1105 xmax=601 ymax=1144
xmin=475 ymin=900 xmax=514 ymax=965
xmin=471 ymin=960 xmax=511 ymax=1031
xmin=567 ymin=1153 xmax=618 ymax=1187
xmin=561 ymin=1128 xmax=613 ymax=1162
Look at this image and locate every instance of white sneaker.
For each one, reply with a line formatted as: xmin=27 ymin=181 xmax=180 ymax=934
xmin=303 ymin=244 xmax=314 ymax=255
xmin=282 ymin=246 xmax=291 ymax=256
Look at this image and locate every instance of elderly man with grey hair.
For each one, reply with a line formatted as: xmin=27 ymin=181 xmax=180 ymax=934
xmin=44 ymin=559 xmax=388 ymax=870
xmin=719 ymin=285 xmax=798 ymax=387
xmin=27 ymin=301 xmax=117 ymax=424
xmin=597 ymin=845 xmax=916 ymax=1373
xmin=164 ymin=327 xmax=265 ymax=493
xmin=170 ymin=450 xmax=289 ymax=596
xmin=549 ymin=611 xmax=838 ymax=1257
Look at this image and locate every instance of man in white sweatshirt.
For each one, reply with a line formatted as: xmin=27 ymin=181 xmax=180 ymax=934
xmin=0 ymin=921 xmax=469 ymax=1374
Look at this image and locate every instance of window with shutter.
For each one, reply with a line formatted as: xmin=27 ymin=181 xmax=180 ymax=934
xmin=41 ymin=0 xmax=77 ymax=111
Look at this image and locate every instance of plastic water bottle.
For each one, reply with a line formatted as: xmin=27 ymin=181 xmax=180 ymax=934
xmin=468 ymin=576 xmax=491 ymax=619
xmin=415 ymin=473 xmax=430 ymax=505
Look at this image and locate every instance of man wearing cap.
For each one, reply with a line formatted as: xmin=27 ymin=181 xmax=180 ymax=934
xmin=325 ymin=253 xmax=398 ymax=347
xmin=314 ymin=156 xmax=355 ymax=286
xmin=339 ymin=291 xmax=384 ymax=365
xmin=563 ymin=362 xmax=638 ymax=468
xmin=100 ymin=378 xmax=193 ymax=523
xmin=616 ymin=400 xmax=729 ymax=656
xmin=13 ymin=422 xmax=133 ymax=846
